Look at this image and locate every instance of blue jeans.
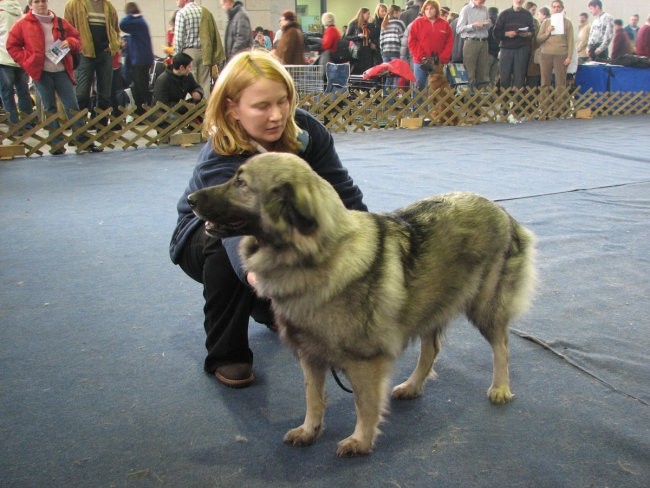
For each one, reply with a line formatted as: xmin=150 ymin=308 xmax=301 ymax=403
xmin=75 ymin=51 xmax=114 ymax=113
xmin=382 ymin=54 xmax=399 ymax=91
xmin=0 ymin=64 xmax=34 ymax=124
xmin=411 ymin=62 xmax=433 ymax=111
xmin=413 ymin=62 xmax=430 ymax=90
xmin=34 ymin=70 xmax=87 ymax=145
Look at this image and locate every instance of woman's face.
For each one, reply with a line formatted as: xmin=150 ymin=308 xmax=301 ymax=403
xmin=424 ymin=4 xmax=438 ymax=19
xmin=31 ymin=0 xmax=49 ymax=15
xmin=227 ymin=78 xmax=291 ymax=151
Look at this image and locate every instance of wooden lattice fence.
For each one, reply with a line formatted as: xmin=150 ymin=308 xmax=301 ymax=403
xmin=0 ymin=99 xmax=205 ymax=158
xmin=1 ymin=86 xmax=649 ymax=158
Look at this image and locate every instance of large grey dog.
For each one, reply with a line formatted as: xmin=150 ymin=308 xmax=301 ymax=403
xmin=188 ymin=152 xmax=537 ymax=457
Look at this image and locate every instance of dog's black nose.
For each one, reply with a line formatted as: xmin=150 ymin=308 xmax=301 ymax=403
xmin=187 ymin=193 xmax=197 ymax=208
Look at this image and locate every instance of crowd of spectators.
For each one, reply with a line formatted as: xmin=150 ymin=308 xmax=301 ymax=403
xmin=1 ymin=0 xmax=649 ymax=154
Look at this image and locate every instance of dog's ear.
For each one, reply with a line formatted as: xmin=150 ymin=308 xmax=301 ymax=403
xmin=268 ymin=181 xmax=318 ymax=235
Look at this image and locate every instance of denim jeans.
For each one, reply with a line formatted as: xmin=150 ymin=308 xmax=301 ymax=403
xmin=34 ymin=70 xmax=87 ymax=145
xmin=411 ymin=62 xmax=432 ymax=111
xmin=413 ymin=62 xmax=429 ymax=90
xmin=0 ymin=64 xmax=34 ymax=124
xmin=382 ymin=55 xmax=399 ymax=91
xmin=75 ymin=51 xmax=114 ymax=114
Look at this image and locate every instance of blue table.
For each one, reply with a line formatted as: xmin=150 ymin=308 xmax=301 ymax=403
xmin=576 ymin=64 xmax=650 ymax=93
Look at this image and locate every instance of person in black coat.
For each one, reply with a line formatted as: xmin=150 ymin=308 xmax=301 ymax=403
xmin=152 ymin=52 xmax=203 ymax=127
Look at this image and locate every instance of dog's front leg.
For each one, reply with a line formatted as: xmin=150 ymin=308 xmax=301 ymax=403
xmin=336 ymin=356 xmax=393 ymax=457
xmin=392 ymin=330 xmax=440 ymax=399
xmin=284 ymin=356 xmax=326 ymax=447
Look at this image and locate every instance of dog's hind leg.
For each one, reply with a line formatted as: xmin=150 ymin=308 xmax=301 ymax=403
xmin=336 ymin=356 xmax=393 ymax=457
xmin=468 ymin=292 xmax=515 ymax=404
xmin=470 ymin=219 xmax=536 ymax=404
xmin=482 ymin=320 xmax=514 ymax=404
xmin=391 ymin=329 xmax=441 ymax=400
xmin=284 ymin=357 xmax=327 ymax=447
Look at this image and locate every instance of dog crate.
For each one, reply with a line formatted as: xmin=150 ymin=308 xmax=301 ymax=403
xmin=285 ymin=64 xmax=325 ymax=94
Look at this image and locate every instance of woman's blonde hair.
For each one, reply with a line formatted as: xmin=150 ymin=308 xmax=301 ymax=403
xmin=421 ymin=0 xmax=441 ymax=17
xmin=203 ymin=50 xmax=301 ymax=155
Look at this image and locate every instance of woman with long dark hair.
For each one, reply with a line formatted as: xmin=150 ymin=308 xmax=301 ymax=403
xmin=345 ymin=7 xmax=379 ymax=74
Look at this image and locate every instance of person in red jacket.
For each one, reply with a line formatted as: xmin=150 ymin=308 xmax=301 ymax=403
xmin=407 ymin=0 xmax=453 ymax=89
xmin=636 ymin=15 xmax=650 ymax=57
xmin=7 ymin=0 xmax=102 ymax=154
xmin=320 ymin=12 xmax=341 ymax=54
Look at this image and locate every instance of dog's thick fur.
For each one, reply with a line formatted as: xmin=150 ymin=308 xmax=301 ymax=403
xmin=188 ymin=153 xmax=537 ymax=457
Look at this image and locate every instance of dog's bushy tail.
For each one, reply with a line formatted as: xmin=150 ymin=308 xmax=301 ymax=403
xmin=501 ymin=217 xmax=537 ymax=319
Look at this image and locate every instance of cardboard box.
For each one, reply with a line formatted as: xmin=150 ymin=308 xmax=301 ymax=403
xmin=400 ymin=117 xmax=423 ymax=129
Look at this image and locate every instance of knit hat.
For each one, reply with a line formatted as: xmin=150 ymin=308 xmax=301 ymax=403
xmin=321 ymin=12 xmax=335 ymax=26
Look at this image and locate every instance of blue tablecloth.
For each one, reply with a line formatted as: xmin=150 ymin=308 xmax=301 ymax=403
xmin=576 ymin=64 xmax=650 ymax=93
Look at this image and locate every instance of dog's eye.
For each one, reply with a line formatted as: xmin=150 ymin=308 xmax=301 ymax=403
xmin=235 ymin=175 xmax=247 ymax=188
xmin=235 ymin=171 xmax=246 ymax=186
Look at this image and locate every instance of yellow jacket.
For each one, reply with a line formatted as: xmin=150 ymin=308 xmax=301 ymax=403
xmin=64 ymin=0 xmax=121 ymax=57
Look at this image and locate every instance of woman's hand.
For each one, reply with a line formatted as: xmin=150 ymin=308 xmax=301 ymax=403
xmin=247 ymin=272 xmax=258 ymax=288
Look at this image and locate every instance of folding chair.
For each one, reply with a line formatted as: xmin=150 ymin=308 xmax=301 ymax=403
xmin=325 ymin=62 xmax=351 ymax=94
xmin=445 ymin=63 xmax=470 ymax=90
xmin=323 ymin=63 xmax=351 ymax=127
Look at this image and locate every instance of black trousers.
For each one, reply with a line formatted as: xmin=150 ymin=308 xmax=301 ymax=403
xmin=588 ymin=45 xmax=609 ymax=62
xmin=176 ymin=226 xmax=272 ymax=373
xmin=131 ymin=63 xmax=152 ymax=114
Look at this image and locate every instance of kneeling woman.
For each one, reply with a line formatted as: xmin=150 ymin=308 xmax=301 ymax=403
xmin=169 ymin=50 xmax=367 ymax=388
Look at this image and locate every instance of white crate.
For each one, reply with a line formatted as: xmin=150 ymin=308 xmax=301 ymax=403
xmin=284 ymin=64 xmax=324 ymax=94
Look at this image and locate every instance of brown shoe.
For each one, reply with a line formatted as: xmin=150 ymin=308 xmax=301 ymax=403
xmin=214 ymin=363 xmax=255 ymax=388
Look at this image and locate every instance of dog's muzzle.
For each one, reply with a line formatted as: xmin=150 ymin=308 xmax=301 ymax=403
xmin=186 ymin=191 xmax=248 ymax=237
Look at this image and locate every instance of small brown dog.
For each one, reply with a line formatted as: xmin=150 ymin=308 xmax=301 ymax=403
xmin=427 ymin=65 xmax=458 ymax=124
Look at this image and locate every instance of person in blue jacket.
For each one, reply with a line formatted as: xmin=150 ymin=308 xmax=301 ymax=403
xmin=169 ymin=50 xmax=367 ymax=388
xmin=119 ymin=2 xmax=154 ymax=114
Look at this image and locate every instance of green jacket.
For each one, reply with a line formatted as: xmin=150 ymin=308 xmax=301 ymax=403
xmin=200 ymin=7 xmax=225 ymax=67
xmin=64 ymin=0 xmax=121 ymax=57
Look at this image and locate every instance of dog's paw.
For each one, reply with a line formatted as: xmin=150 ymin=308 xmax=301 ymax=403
xmin=391 ymin=382 xmax=423 ymax=400
xmin=336 ymin=436 xmax=373 ymax=457
xmin=283 ymin=424 xmax=322 ymax=447
xmin=488 ymin=385 xmax=514 ymax=404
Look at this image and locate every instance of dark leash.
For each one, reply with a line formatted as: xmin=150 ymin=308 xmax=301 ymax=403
xmin=331 ymin=368 xmax=353 ymax=393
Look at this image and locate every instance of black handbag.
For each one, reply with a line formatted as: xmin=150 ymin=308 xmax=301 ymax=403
xmin=56 ymin=17 xmax=80 ymax=69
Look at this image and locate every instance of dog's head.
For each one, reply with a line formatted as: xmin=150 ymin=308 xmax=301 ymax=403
xmin=187 ymin=152 xmax=342 ymax=247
